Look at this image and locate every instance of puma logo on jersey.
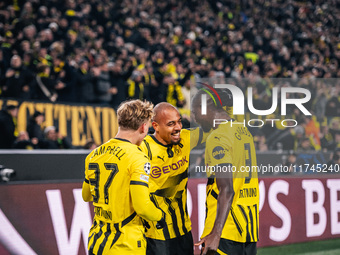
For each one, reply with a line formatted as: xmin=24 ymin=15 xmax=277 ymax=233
xmin=214 ymin=136 xmax=221 ymax=141
xmin=157 ymin=155 xmax=165 ymax=162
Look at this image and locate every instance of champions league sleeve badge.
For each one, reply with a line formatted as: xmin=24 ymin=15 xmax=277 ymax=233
xmin=144 ymin=162 xmax=151 ymax=175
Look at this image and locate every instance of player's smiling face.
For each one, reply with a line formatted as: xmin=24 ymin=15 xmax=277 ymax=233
xmin=153 ymin=108 xmax=182 ymax=145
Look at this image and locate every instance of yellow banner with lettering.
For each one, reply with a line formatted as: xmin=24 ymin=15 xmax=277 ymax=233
xmin=0 ymin=99 xmax=118 ymax=147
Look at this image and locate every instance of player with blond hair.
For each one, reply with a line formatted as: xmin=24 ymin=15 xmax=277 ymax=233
xmin=82 ymin=99 xmax=165 ymax=255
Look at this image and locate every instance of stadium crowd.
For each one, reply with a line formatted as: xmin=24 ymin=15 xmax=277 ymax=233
xmin=0 ymin=0 xmax=339 ymax=153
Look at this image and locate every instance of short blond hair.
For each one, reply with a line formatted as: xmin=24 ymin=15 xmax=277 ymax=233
xmin=117 ymin=100 xmax=154 ymax=130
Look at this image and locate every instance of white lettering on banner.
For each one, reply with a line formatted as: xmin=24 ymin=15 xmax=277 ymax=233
xmin=268 ymin=180 xmax=291 ymax=242
xmin=46 ymin=189 xmax=92 ymax=255
xmin=197 ymin=184 xmax=207 ymax=239
xmin=302 ymin=180 xmax=327 ymax=237
xmin=259 ymin=180 xmax=265 ymax=211
xmin=0 ymin=209 xmax=37 ymax=255
xmin=327 ymin=180 xmax=340 ymax=235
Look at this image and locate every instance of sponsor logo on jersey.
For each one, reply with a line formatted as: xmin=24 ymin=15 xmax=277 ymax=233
xmin=144 ymin=162 xmax=151 ymax=175
xmin=150 ymin=156 xmax=188 ymax=178
xmin=212 ymin=146 xmax=227 ymax=160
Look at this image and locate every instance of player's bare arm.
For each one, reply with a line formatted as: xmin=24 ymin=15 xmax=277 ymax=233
xmin=195 ymin=166 xmax=234 ymax=255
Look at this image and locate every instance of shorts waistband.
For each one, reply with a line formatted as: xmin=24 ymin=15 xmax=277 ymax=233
xmin=94 ymin=207 xmax=137 ymax=228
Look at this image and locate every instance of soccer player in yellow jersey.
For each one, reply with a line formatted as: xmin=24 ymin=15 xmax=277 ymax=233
xmin=82 ymin=99 xmax=165 ymax=255
xmin=139 ymin=102 xmax=205 ymax=255
xmin=192 ymin=88 xmax=259 ymax=255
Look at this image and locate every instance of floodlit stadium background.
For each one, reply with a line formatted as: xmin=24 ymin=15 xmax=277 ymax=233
xmin=0 ymin=0 xmax=340 ymax=254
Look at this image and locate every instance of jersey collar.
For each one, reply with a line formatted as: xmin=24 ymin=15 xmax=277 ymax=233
xmin=149 ymin=135 xmax=170 ymax=148
xmin=149 ymin=135 xmax=174 ymax=158
xmin=114 ymin=138 xmax=132 ymax=143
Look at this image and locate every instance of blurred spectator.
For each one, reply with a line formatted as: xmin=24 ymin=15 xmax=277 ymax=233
xmin=12 ymin=131 xmax=35 ymax=149
xmin=39 ymin=126 xmax=72 ymax=149
xmin=92 ymin=55 xmax=117 ymax=105
xmin=329 ymin=118 xmax=340 ymax=144
xmin=0 ymin=49 xmax=9 ymax=85
xmin=64 ymin=29 xmax=82 ymax=56
xmin=0 ymin=104 xmax=18 ymax=149
xmin=110 ymin=58 xmax=133 ymax=109
xmin=325 ymin=96 xmax=340 ymax=118
xmin=320 ymin=124 xmax=335 ymax=151
xmin=141 ymin=61 xmax=158 ymax=98
xmin=282 ymin=151 xmax=299 ymax=174
xmin=181 ymin=79 xmax=196 ymax=111
xmin=83 ymin=139 xmax=97 ymax=150
xmin=21 ymin=24 xmax=37 ymax=45
xmin=304 ymin=116 xmax=321 ymax=150
xmin=297 ymin=137 xmax=315 ymax=152
xmin=313 ymin=91 xmax=328 ymax=122
xmin=269 ymin=124 xmax=305 ymax=151
xmin=50 ymin=54 xmax=76 ymax=102
xmin=328 ymin=131 xmax=340 ymax=151
xmin=253 ymin=131 xmax=268 ymax=152
xmin=30 ymin=64 xmax=58 ymax=102
xmin=75 ymin=58 xmax=95 ymax=103
xmin=32 ymin=46 xmax=53 ymax=68
xmin=0 ymin=0 xmax=340 ymax=151
xmin=127 ymin=70 xmax=145 ymax=100
xmin=2 ymin=55 xmax=33 ymax=99
xmin=26 ymin=111 xmax=45 ymax=146
xmin=327 ymin=148 xmax=340 ymax=172
xmin=164 ymin=74 xmax=185 ymax=108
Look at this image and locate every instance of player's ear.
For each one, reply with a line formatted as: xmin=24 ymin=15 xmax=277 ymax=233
xmin=139 ymin=122 xmax=147 ymax=134
xmin=152 ymin=121 xmax=159 ymax=131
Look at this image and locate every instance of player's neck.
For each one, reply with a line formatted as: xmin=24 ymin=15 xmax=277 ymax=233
xmin=115 ymin=129 xmax=139 ymax=145
xmin=153 ymin=132 xmax=169 ymax=146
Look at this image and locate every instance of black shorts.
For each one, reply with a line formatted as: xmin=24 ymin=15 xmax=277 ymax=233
xmin=146 ymin=231 xmax=194 ymax=255
xmin=215 ymin=238 xmax=257 ymax=255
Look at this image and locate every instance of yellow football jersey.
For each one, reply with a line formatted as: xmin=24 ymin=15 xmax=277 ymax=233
xmin=140 ymin=128 xmax=203 ymax=240
xmin=202 ymin=122 xmax=259 ymax=243
xmin=84 ymin=138 xmax=150 ymax=224
xmin=84 ymin=138 xmax=164 ymax=254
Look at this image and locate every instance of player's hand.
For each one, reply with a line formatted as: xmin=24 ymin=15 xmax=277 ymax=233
xmin=156 ymin=209 xmax=166 ymax=229
xmin=194 ymin=232 xmax=221 ymax=255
